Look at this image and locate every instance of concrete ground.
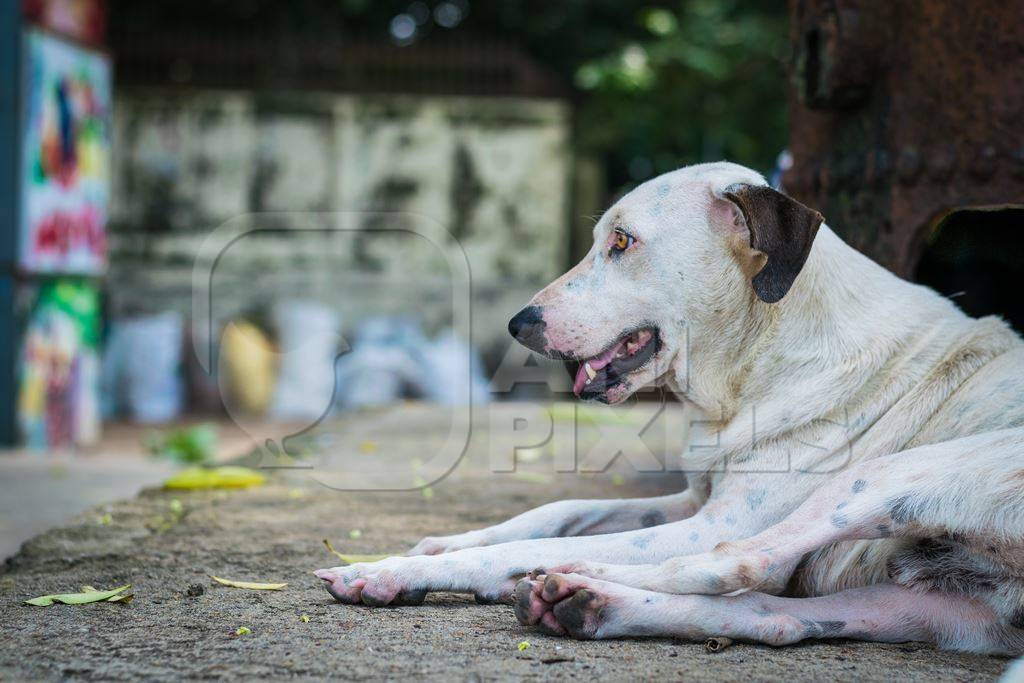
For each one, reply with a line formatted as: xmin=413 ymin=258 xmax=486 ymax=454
xmin=0 ymin=403 xmax=1014 ymax=681
xmin=0 ymin=420 xmax=259 ymax=560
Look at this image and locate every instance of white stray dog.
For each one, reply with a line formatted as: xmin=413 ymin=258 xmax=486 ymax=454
xmin=316 ymin=161 xmax=1024 ymax=654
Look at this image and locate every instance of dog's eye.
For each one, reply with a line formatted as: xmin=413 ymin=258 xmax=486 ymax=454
xmin=610 ymin=230 xmax=634 ymax=254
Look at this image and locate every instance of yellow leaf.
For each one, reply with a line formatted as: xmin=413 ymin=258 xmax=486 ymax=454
xmin=299 ymin=614 xmax=310 ymax=623
xmin=512 ymin=471 xmax=553 ymax=485
xmin=209 ymin=575 xmax=287 ymax=590
xmin=348 ymin=529 xmax=362 ymax=540
xmin=358 ymin=440 xmax=378 ymax=454
xmin=518 ymin=640 xmax=531 ymax=651
xmin=549 ymin=403 xmax=647 ymax=426
xmin=236 ymin=626 xmax=251 ymax=635
xmin=322 ymin=539 xmax=392 ymax=565
xmin=164 ymin=466 xmax=266 ymax=490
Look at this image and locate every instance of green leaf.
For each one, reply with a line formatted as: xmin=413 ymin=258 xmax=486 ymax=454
xmin=25 ymin=584 xmax=131 ymax=606
xmin=148 ymin=424 xmax=219 ymax=465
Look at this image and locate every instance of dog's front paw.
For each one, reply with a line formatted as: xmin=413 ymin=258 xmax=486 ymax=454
xmin=406 ymin=532 xmax=486 ymax=556
xmin=314 ymin=558 xmax=427 ymax=606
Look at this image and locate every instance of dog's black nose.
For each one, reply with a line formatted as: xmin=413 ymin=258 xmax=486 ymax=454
xmin=508 ymin=306 xmax=547 ymax=351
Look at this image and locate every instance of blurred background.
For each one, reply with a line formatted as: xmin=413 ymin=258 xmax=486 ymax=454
xmin=0 ymin=0 xmax=1021 ymax=555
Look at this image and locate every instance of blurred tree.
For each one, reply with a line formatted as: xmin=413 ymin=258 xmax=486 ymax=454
xmin=110 ymin=0 xmax=788 ymax=192
xmin=458 ymin=1 xmax=789 ymax=191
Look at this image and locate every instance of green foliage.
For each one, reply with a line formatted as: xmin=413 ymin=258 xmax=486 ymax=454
xmin=146 ymin=423 xmax=218 ymax=466
xmin=572 ymin=0 xmax=789 ymax=189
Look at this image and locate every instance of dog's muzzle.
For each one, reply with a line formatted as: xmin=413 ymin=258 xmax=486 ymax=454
xmin=508 ymin=306 xmax=548 ymax=353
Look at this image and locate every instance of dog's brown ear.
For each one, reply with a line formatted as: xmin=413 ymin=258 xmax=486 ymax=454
xmin=722 ymin=183 xmax=824 ymax=304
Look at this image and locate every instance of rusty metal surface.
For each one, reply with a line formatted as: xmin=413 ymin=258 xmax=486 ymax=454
xmin=784 ymin=0 xmax=1024 ymax=276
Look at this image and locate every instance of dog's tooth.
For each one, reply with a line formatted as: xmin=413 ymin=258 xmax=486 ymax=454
xmin=585 ymin=363 xmax=597 ymax=380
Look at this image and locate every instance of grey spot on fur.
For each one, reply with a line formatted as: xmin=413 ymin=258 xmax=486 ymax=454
xmin=640 ymin=510 xmax=667 ymax=528
xmin=831 ymin=514 xmax=849 ymax=528
xmin=474 ymin=591 xmax=500 ymax=605
xmin=746 ymin=489 xmax=767 ymax=511
xmin=706 ymin=513 xmax=716 ymax=525
xmin=689 ymin=531 xmax=700 ymax=543
xmin=852 ymin=479 xmax=867 ymax=493
xmin=835 ymin=501 xmax=848 ymax=510
xmin=632 ymin=533 xmax=654 ymax=550
xmin=876 ymin=524 xmax=892 ymax=537
xmin=698 ymin=571 xmax=725 ymax=592
xmin=801 ymin=619 xmax=846 ymax=638
xmin=888 ymin=495 xmax=918 ymax=525
xmin=725 ymin=515 xmax=737 ymax=526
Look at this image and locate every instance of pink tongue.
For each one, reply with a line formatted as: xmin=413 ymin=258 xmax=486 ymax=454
xmin=573 ymin=338 xmax=628 ymax=396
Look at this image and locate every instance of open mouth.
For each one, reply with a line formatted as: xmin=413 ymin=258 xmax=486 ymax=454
xmin=566 ymin=327 xmax=660 ymax=399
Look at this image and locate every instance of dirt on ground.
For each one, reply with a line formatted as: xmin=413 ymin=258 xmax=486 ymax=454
xmin=0 ymin=404 xmax=1013 ymax=681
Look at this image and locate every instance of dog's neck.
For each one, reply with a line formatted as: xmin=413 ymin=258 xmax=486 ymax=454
xmin=673 ymin=225 xmax=982 ymax=470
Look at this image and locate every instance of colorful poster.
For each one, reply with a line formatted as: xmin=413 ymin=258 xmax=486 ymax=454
xmin=22 ymin=0 xmax=108 ymax=45
xmin=17 ymin=279 xmax=102 ymax=450
xmin=20 ymin=28 xmax=110 ymax=275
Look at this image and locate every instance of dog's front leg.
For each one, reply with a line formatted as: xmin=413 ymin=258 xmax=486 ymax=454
xmin=407 ymin=490 xmax=702 ymax=555
xmin=316 ymin=511 xmax=723 ymax=606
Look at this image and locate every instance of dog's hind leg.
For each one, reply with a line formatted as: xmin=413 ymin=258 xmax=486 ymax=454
xmin=557 ymin=427 xmax=1024 ymax=606
xmin=514 ymin=573 xmax=1020 ymax=653
xmin=407 ymin=488 xmax=702 ymax=556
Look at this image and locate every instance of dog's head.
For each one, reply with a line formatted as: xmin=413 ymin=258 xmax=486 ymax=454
xmin=508 ymin=162 xmax=823 ymax=404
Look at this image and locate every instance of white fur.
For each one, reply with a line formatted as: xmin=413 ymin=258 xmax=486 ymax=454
xmin=316 ymin=162 xmax=1024 ymax=654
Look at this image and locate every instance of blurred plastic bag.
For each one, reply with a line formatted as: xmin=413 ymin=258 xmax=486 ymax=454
xmin=333 ymin=317 xmax=489 ymax=411
xmin=220 ymin=320 xmax=276 ymax=415
xmin=333 ymin=316 xmax=426 ymax=411
xmin=270 ymin=301 xmax=341 ymax=421
xmin=421 ymin=331 xmax=490 ymax=405
xmin=104 ymin=312 xmax=185 ymax=423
